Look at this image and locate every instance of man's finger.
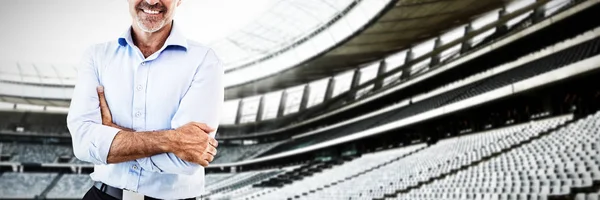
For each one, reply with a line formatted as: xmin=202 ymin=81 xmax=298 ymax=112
xmin=97 ymin=86 xmax=112 ymax=123
xmin=203 ymin=153 xmax=214 ymax=163
xmin=191 ymin=122 xmax=214 ymax=133
xmin=209 ymin=137 xmax=218 ymax=148
xmin=198 ymin=158 xmax=209 ymax=167
xmin=206 ymin=146 xmax=217 ymax=156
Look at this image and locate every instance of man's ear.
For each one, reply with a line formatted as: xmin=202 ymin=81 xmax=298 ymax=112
xmin=177 ymin=0 xmax=182 ymax=6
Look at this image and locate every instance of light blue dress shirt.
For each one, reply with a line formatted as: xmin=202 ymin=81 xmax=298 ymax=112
xmin=66 ymin=22 xmax=223 ymax=199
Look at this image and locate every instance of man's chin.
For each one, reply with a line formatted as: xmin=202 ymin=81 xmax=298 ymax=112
xmin=137 ymin=20 xmax=166 ymax=33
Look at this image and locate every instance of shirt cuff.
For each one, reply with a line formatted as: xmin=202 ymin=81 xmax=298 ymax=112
xmin=136 ymin=157 xmax=160 ymax=172
xmin=92 ymin=125 xmax=121 ymax=165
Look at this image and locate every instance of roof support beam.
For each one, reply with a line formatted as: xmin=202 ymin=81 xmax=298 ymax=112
xmin=400 ymin=49 xmax=414 ymax=80
xmin=299 ymin=85 xmax=311 ymax=111
xmin=497 ymin=8 xmax=508 ymax=34
xmin=532 ymin=0 xmax=546 ymax=23
xmin=373 ymin=60 xmax=387 ymax=90
xmin=256 ymin=96 xmax=265 ymax=122
xmin=460 ymin=23 xmax=474 ymax=54
xmin=277 ymin=91 xmax=288 ymax=118
xmin=324 ymin=77 xmax=336 ymax=101
xmin=235 ymin=99 xmax=244 ymax=124
xmin=350 ymin=68 xmax=362 ymax=98
xmin=350 ymin=68 xmax=362 ymax=89
xmin=430 ymin=37 xmax=443 ymax=67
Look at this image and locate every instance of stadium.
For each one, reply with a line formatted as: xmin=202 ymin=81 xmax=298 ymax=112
xmin=1 ymin=0 xmax=600 ymax=199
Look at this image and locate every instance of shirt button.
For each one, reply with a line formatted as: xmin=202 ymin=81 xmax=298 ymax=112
xmin=136 ymin=85 xmax=143 ymax=91
xmin=132 ymin=165 xmax=138 ymax=170
xmin=135 ymin=112 xmax=142 ymax=118
xmin=141 ymin=62 xmax=146 ymax=66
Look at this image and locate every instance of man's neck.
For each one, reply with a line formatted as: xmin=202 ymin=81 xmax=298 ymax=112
xmin=131 ymin=22 xmax=173 ymax=58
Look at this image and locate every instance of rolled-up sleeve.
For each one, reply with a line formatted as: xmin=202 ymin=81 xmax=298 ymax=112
xmin=67 ymin=46 xmax=121 ymax=165
xmin=137 ymin=49 xmax=224 ymax=175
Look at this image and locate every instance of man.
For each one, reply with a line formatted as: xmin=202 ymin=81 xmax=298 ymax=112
xmin=66 ymin=0 xmax=223 ymax=199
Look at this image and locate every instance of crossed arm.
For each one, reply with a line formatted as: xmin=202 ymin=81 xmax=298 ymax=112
xmin=97 ymin=86 xmax=218 ymax=166
xmin=67 ymin=47 xmax=223 ymax=175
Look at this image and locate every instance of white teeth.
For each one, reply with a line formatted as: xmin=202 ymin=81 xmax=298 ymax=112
xmin=143 ymin=9 xmax=160 ymax=14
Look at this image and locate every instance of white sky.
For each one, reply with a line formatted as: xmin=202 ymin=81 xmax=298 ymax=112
xmin=0 ymin=0 xmax=275 ymax=65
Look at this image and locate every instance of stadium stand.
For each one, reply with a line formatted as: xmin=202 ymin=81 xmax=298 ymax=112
xmin=0 ymin=172 xmax=57 ymax=199
xmin=577 ymin=193 xmax=600 ymax=200
xmin=0 ymin=111 xmax=23 ymax=131
xmin=0 ymin=112 xmax=68 ymax=136
xmin=204 ymin=168 xmax=287 ymax=198
xmin=0 ymin=111 xmax=586 ymax=199
xmin=46 ymin=174 xmax=93 ymax=199
xmin=397 ymin=112 xmax=600 ymax=200
xmin=243 ymin=144 xmax=427 ymax=199
xmin=0 ymin=142 xmax=72 ymax=163
xmin=213 ymin=142 xmax=284 ymax=164
xmin=236 ymin=116 xmax=571 ymax=200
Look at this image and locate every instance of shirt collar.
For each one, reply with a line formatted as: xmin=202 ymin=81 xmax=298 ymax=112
xmin=118 ymin=21 xmax=188 ymax=51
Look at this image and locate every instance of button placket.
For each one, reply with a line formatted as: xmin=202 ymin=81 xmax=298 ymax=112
xmin=132 ymin=61 xmax=148 ymax=131
xmin=126 ymin=163 xmax=141 ymax=193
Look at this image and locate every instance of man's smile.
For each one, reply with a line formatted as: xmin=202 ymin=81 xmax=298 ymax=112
xmin=140 ymin=8 xmax=163 ymax=15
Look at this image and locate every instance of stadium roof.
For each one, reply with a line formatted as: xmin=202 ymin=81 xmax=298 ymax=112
xmin=224 ymin=0 xmax=507 ymax=99
xmin=0 ymin=0 xmax=509 ymax=105
xmin=212 ymin=0 xmax=356 ymax=71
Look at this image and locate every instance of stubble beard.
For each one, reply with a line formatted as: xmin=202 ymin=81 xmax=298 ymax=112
xmin=136 ymin=16 xmax=166 ymax=33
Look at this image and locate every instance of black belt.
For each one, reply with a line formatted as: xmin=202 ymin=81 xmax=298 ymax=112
xmin=93 ymin=182 xmax=196 ymax=200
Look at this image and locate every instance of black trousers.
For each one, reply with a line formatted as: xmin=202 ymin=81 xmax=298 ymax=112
xmin=82 ymin=186 xmax=199 ymax=200
xmin=83 ymin=186 xmax=118 ymax=200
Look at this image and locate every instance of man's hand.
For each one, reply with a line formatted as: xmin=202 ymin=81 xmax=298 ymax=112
xmin=97 ymin=86 xmax=135 ymax=132
xmin=97 ymin=86 xmax=218 ymax=167
xmin=169 ymin=122 xmax=218 ymax=167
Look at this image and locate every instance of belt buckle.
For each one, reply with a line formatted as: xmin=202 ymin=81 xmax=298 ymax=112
xmin=122 ymin=189 xmax=144 ymax=200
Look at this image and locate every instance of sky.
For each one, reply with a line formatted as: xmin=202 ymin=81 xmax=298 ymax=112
xmin=0 ymin=0 xmax=275 ymax=65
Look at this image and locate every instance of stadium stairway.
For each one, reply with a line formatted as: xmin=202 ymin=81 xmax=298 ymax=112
xmin=247 ymin=146 xmax=428 ymax=199
xmin=253 ymin=159 xmax=346 ymax=188
xmin=242 ymin=144 xmax=426 ymax=200
xmin=302 ymin=145 xmax=429 ymax=199
xmin=203 ymin=169 xmax=286 ymax=199
xmin=576 ymin=187 xmax=600 ymax=200
xmin=205 ymin=159 xmax=350 ymax=200
xmin=203 ymin=144 xmax=426 ymax=200
xmin=245 ymin=141 xmax=286 ymax=161
xmin=0 ymin=172 xmax=58 ymax=199
xmin=37 ymin=173 xmax=64 ymax=199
